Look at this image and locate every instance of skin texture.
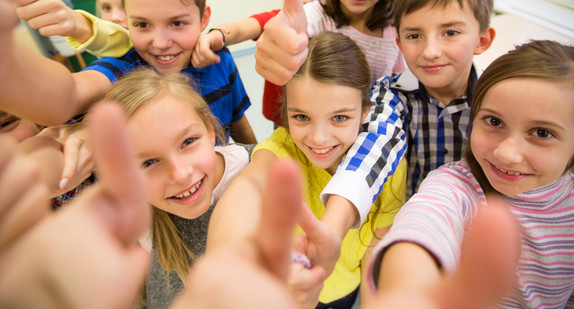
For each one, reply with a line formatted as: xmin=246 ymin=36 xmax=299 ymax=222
xmin=125 ymin=0 xmax=210 ymax=74
xmin=98 ymin=0 xmax=127 ymax=28
xmin=127 ymin=95 xmax=223 ymax=220
xmin=471 ymin=78 xmax=574 ymax=195
xmin=395 ymin=1 xmax=495 ymax=105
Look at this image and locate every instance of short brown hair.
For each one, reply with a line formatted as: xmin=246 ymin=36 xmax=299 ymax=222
xmin=393 ymin=0 xmax=493 ymax=33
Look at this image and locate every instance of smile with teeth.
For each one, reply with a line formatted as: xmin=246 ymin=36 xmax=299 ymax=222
xmin=173 ymin=178 xmax=203 ymax=199
xmin=156 ymin=55 xmax=176 ymax=61
xmin=494 ymin=165 xmax=524 ymax=176
xmin=310 ymin=146 xmax=335 ymax=154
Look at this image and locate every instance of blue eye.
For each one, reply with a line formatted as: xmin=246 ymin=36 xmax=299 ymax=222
xmin=183 ymin=137 xmax=197 ymax=147
xmin=294 ymin=114 xmax=309 ymax=121
xmin=142 ymin=159 xmax=156 ymax=168
xmin=333 ymin=115 xmax=348 ymax=122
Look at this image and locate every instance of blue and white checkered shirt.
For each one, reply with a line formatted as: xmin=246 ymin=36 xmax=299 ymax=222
xmin=322 ymin=65 xmax=479 ymax=224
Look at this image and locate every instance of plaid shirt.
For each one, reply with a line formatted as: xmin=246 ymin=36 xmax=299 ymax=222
xmin=322 ymin=65 xmax=479 ymax=221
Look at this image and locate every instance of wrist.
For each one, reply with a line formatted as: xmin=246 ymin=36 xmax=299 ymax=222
xmin=71 ymin=10 xmax=94 ymax=42
xmin=207 ymin=28 xmax=228 ymax=46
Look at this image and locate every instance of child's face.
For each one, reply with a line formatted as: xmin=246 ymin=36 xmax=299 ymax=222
xmin=98 ymin=0 xmax=127 ymax=29
xmin=396 ymin=2 xmax=492 ymax=99
xmin=125 ymin=0 xmax=210 ymax=73
xmin=0 ymin=112 xmax=41 ymax=142
xmin=471 ymin=78 xmax=574 ymax=196
xmin=127 ymin=95 xmax=218 ymax=219
xmin=339 ymin=0 xmax=379 ymax=17
xmin=285 ymin=76 xmax=367 ymax=175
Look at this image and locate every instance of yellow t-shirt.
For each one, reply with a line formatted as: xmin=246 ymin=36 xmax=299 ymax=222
xmin=65 ymin=10 xmax=132 ymax=58
xmin=254 ymin=127 xmax=407 ymax=303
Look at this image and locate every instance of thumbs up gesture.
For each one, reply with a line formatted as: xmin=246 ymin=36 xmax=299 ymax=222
xmin=255 ymin=0 xmax=309 ymax=86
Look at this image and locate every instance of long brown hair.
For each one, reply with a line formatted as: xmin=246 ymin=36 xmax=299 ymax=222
xmin=466 ymin=40 xmax=574 ymax=195
xmin=321 ymin=0 xmax=393 ymax=31
xmin=103 ymin=68 xmax=224 ymax=282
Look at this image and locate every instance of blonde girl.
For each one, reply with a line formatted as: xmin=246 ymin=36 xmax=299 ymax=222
xmin=208 ymin=31 xmax=407 ymax=309
xmin=369 ymin=40 xmax=574 ymax=308
xmin=102 ymin=68 xmax=252 ymax=309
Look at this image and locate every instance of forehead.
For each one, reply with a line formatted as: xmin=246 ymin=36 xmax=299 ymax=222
xmin=286 ymin=77 xmax=362 ymax=110
xmin=399 ymin=1 xmax=476 ymax=29
xmin=124 ymin=0 xmax=199 ymax=17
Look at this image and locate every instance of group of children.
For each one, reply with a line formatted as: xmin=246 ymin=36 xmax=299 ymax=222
xmin=0 ymin=0 xmax=573 ymax=308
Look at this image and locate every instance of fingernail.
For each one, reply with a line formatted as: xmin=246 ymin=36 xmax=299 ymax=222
xmin=59 ymin=178 xmax=68 ymax=190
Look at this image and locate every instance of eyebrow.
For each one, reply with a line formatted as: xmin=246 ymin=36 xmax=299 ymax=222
xmin=129 ymin=13 xmax=191 ymax=21
xmin=401 ymin=20 xmax=466 ymax=32
xmin=287 ymin=107 xmax=358 ymax=114
xmin=478 ymin=108 xmax=567 ymax=132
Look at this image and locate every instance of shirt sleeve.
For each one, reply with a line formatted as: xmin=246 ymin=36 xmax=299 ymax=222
xmin=366 ymin=164 xmax=481 ymax=292
xmin=65 ymin=10 xmax=132 ymax=58
xmin=321 ymin=74 xmax=407 ymax=226
xmin=249 ymin=9 xmax=281 ymax=30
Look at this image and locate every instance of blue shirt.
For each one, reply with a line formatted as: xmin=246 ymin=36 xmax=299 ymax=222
xmin=83 ymin=47 xmax=251 ymax=142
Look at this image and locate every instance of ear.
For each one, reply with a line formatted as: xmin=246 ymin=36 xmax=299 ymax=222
xmin=200 ymin=5 xmax=211 ymax=32
xmin=208 ymin=124 xmax=216 ymax=147
xmin=474 ymin=27 xmax=496 ymax=56
xmin=396 ymin=36 xmax=403 ymax=52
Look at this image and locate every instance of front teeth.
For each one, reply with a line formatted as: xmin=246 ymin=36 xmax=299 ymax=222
xmin=311 ymin=146 xmax=334 ymax=154
xmin=174 ymin=179 xmax=203 ymax=199
xmin=157 ymin=55 xmax=175 ymax=61
xmin=495 ymin=166 xmax=522 ymax=176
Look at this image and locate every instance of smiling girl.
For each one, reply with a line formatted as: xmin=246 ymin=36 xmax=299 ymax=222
xmin=208 ymin=31 xmax=407 ymax=309
xmin=101 ymin=68 xmax=253 ymax=309
xmin=369 ymin=40 xmax=574 ymax=308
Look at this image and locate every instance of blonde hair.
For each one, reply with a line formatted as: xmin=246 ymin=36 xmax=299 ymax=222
xmin=103 ymin=68 xmax=224 ymax=282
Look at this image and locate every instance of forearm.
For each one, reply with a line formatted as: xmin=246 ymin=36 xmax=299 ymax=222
xmin=0 ymin=43 xmax=79 ymax=126
xmin=230 ymin=115 xmax=257 ymax=144
xmin=211 ymin=18 xmax=262 ymax=46
xmin=376 ymin=242 xmax=442 ymax=295
xmin=322 ymin=195 xmax=358 ymax=241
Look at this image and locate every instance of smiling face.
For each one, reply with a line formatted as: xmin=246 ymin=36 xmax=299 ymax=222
xmin=285 ymin=76 xmax=367 ymax=175
xmin=125 ymin=0 xmax=210 ymax=73
xmin=340 ymin=0 xmax=379 ymax=18
xmin=98 ymin=0 xmax=127 ymax=29
xmin=470 ymin=78 xmax=574 ymax=196
xmin=396 ymin=1 xmax=493 ymax=102
xmin=127 ymin=95 xmax=219 ymax=219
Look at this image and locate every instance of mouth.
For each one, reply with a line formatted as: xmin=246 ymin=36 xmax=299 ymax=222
xmin=170 ymin=178 xmax=204 ymax=200
xmin=153 ymin=53 xmax=180 ymax=64
xmin=306 ymin=145 xmax=339 ymax=158
xmin=420 ymin=64 xmax=447 ymax=73
xmin=493 ymin=165 xmax=525 ymax=176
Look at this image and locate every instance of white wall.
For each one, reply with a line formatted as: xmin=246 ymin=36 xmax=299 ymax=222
xmin=206 ymin=0 xmax=283 ymax=52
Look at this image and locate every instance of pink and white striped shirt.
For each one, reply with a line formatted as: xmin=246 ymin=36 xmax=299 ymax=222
xmin=368 ymin=159 xmax=574 ymax=308
xmin=304 ymin=1 xmax=406 ymax=83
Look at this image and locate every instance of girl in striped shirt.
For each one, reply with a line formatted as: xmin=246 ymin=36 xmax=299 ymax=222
xmin=368 ymin=39 xmax=574 ymax=308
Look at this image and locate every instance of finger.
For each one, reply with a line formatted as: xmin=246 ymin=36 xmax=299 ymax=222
xmin=88 ymin=101 xmax=149 ymax=243
xmin=435 ymin=198 xmax=521 ymax=309
xmin=60 ymin=134 xmax=82 ymax=189
xmin=282 ymin=0 xmax=307 ymax=34
xmin=257 ymin=159 xmax=303 ymax=280
xmin=297 ymin=199 xmax=325 ymax=247
xmin=288 ymin=263 xmax=326 ymax=290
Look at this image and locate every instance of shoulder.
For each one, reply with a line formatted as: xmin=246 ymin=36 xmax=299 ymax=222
xmin=421 ymin=160 xmax=482 ymax=194
xmin=254 ymin=127 xmax=298 ymax=160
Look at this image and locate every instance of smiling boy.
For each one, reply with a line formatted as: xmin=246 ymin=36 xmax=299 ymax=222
xmin=5 ymin=0 xmax=256 ymax=144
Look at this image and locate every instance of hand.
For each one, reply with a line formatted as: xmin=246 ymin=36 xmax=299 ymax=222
xmin=0 ymin=102 xmax=151 ymax=309
xmin=54 ymin=124 xmax=94 ymax=193
xmin=14 ymin=0 xmax=92 ymax=40
xmin=171 ymin=160 xmax=303 ymax=309
xmin=367 ymin=199 xmax=521 ymax=309
xmin=191 ymin=31 xmax=224 ymax=68
xmin=255 ymin=0 xmax=309 ymax=86
xmin=288 ymin=205 xmax=337 ymax=308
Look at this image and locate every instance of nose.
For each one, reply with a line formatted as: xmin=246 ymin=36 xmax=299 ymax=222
xmin=112 ymin=9 xmax=126 ymax=25
xmin=422 ymin=37 xmax=442 ymax=60
xmin=493 ymin=134 xmax=524 ymax=164
xmin=168 ymin=157 xmax=191 ymax=184
xmin=153 ymin=28 xmax=173 ymax=50
xmin=310 ymin=122 xmax=330 ymax=145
